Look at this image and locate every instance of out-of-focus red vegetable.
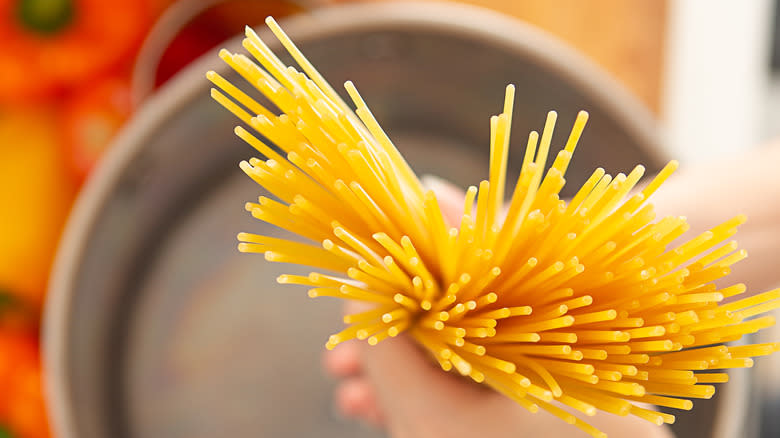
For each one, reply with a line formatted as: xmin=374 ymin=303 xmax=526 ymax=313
xmin=153 ymin=16 xmax=227 ymax=87
xmin=154 ymin=0 xmax=303 ymax=88
xmin=0 ymin=0 xmax=152 ymax=103
xmin=0 ymin=3 xmax=310 ymax=438
xmin=62 ymin=75 xmax=134 ymax=182
xmin=0 ymin=329 xmax=49 ymax=438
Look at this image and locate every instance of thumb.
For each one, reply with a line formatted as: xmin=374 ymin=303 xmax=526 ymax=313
xmin=420 ymin=174 xmax=465 ymax=225
xmin=358 ymin=323 xmax=495 ymax=437
xmin=356 ymin=176 xmax=487 ymax=431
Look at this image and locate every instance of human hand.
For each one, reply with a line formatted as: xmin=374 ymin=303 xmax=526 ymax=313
xmin=647 ymin=139 xmax=780 ymax=294
xmin=323 ymin=176 xmax=674 ymax=438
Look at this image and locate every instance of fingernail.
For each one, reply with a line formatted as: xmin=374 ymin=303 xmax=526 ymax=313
xmin=420 ymin=174 xmax=458 ymax=193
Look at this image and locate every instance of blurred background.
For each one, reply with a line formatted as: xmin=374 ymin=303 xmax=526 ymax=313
xmin=0 ymin=1 xmax=778 ymax=437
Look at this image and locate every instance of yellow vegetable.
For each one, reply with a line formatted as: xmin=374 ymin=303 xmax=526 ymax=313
xmin=0 ymin=107 xmax=75 ymax=308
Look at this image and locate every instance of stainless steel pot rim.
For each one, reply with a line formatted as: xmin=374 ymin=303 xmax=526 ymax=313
xmin=43 ymin=2 xmax=663 ymax=437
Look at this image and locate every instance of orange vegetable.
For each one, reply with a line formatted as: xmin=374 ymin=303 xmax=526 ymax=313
xmin=0 ymin=329 xmax=49 ymax=438
xmin=0 ymin=107 xmax=75 ymax=308
xmin=0 ymin=0 xmax=152 ymax=103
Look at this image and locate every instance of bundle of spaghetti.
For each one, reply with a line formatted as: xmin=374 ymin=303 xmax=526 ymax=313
xmin=207 ymin=17 xmax=780 ymax=437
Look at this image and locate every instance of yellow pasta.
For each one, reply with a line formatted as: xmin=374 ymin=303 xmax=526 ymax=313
xmin=207 ymin=17 xmax=780 ymax=437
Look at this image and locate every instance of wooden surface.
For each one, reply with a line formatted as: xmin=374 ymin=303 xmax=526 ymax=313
xmin=333 ymin=0 xmax=668 ymax=114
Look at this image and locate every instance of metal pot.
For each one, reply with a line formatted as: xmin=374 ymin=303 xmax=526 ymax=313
xmin=45 ymin=2 xmax=676 ymax=438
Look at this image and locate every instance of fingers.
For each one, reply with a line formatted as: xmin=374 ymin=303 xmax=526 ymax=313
xmin=358 ymin=333 xmax=496 ymax=433
xmin=421 ymin=174 xmax=466 ymax=225
xmin=335 ymin=377 xmax=385 ymax=426
xmin=324 ymin=342 xmax=385 ymax=426
xmin=325 ymin=318 xmax=478 ymax=432
xmin=330 ymin=176 xmax=474 ymax=432
xmin=323 ymin=340 xmax=362 ymax=378
xmin=327 ymin=176 xmax=470 ymax=432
